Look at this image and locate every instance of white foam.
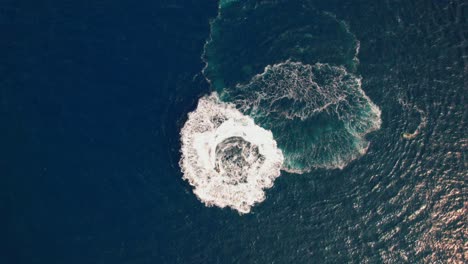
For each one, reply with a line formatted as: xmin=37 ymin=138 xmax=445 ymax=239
xmin=232 ymin=61 xmax=352 ymax=120
xmin=179 ymin=93 xmax=284 ymax=214
xmin=227 ymin=61 xmax=382 ymax=172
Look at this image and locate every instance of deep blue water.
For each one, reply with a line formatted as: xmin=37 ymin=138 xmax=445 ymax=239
xmin=2 ymin=0 xmax=466 ymax=263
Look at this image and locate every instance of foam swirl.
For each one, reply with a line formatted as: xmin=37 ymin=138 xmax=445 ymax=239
xmin=180 ymin=93 xmax=284 ymax=214
xmin=223 ymin=61 xmax=381 ymax=172
xmin=181 ymin=0 xmax=382 ymax=212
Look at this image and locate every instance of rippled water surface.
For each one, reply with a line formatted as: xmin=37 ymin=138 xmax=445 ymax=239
xmin=3 ymin=0 xmax=466 ymax=263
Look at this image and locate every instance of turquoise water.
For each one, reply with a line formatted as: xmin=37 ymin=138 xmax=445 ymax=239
xmin=4 ymin=0 xmax=465 ymax=263
xmin=200 ymin=0 xmax=382 ymax=173
xmin=181 ymin=0 xmax=466 ymax=262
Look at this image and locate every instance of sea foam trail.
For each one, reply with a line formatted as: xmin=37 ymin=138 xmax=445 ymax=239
xmin=180 ymin=93 xmax=284 ymax=214
xmin=224 ymin=61 xmax=382 ymax=172
xmin=181 ymin=0 xmax=382 ymax=213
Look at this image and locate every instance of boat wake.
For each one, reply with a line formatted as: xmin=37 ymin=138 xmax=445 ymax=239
xmin=224 ymin=61 xmax=381 ymax=172
xmin=180 ymin=93 xmax=284 ymax=214
xmin=180 ymin=0 xmax=382 ymax=213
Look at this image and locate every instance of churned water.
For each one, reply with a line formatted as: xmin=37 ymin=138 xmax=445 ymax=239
xmin=3 ymin=0 xmax=466 ymax=263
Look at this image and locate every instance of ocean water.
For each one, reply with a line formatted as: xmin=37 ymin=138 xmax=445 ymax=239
xmin=2 ymin=0 xmax=466 ymax=263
